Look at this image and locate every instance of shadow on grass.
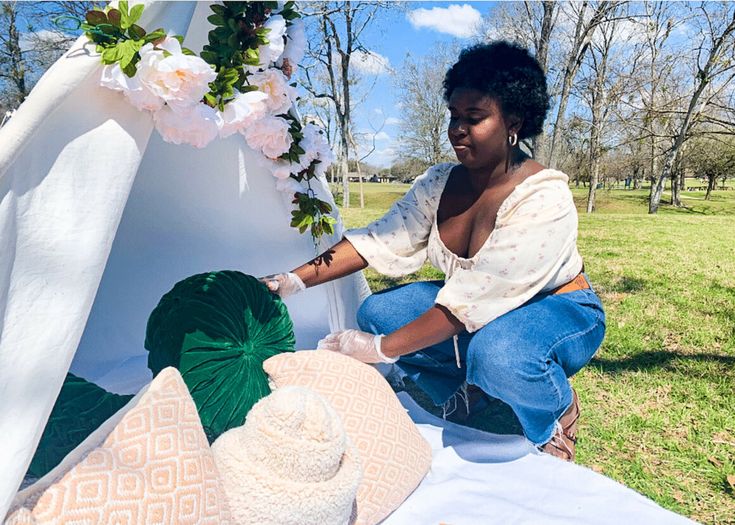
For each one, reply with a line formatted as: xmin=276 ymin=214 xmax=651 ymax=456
xmin=590 ymin=350 xmax=735 ymax=375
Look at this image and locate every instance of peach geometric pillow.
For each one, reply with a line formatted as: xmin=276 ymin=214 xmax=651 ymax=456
xmin=263 ymin=350 xmax=432 ymax=525
xmin=5 ymin=368 xmax=231 ymax=524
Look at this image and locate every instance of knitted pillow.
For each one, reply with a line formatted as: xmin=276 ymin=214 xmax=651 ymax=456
xmin=145 ymin=270 xmax=295 ymax=440
xmin=212 ymin=386 xmax=362 ymax=525
xmin=5 ymin=368 xmax=231 ymax=524
xmin=263 ymin=350 xmax=432 ymax=525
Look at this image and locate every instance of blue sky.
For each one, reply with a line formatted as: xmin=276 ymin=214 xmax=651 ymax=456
xmin=333 ymin=2 xmax=497 ymax=168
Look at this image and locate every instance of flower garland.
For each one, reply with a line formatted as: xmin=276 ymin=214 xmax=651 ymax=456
xmin=80 ymin=1 xmax=335 ymax=244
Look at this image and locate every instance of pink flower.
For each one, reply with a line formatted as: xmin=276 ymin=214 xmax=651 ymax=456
xmin=137 ymin=36 xmax=217 ymax=111
xmin=153 ymin=103 xmax=220 ymax=148
xmin=100 ymin=64 xmax=164 ymax=112
xmin=248 ymin=69 xmax=296 ymax=116
xmin=218 ymin=90 xmax=269 ymax=138
xmin=243 ymin=115 xmax=293 ymax=159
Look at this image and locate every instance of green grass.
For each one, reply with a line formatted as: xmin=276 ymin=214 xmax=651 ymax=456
xmin=338 ymin=182 xmax=735 ymax=525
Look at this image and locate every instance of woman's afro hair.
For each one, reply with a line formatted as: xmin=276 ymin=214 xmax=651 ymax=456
xmin=443 ymin=41 xmax=550 ymax=141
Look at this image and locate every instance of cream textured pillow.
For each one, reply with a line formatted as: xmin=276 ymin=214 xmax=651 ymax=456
xmin=263 ymin=350 xmax=432 ymax=525
xmin=5 ymin=368 xmax=231 ymax=524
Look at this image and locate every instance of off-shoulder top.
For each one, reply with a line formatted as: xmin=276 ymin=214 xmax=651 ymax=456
xmin=344 ymin=162 xmax=584 ymax=333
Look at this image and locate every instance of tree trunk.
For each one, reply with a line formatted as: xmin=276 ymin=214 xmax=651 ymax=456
xmin=586 ymin=161 xmax=599 ymax=213
xmin=530 ymin=0 xmax=556 ymax=162
xmin=547 ymin=2 xmax=613 ymax=168
xmin=355 ymin=159 xmax=365 ymax=208
xmin=705 ymin=175 xmax=715 ymax=200
xmin=650 ymin=9 xmax=735 ymax=213
xmin=1 ymin=3 xmax=28 ymax=108
xmin=671 ymin=171 xmax=681 ymax=206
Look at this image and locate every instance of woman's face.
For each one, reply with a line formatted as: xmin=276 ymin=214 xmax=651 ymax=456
xmin=447 ymin=87 xmax=517 ymax=172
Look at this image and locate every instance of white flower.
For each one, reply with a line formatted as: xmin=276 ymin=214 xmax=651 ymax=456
xmin=243 ymin=115 xmax=293 ymax=159
xmin=100 ymin=63 xmax=164 ymax=111
xmin=258 ymin=15 xmax=287 ymax=67
xmin=275 ymin=175 xmax=305 ymax=193
xmin=279 ymin=18 xmax=306 ymax=70
xmin=218 ymin=90 xmax=269 ymax=138
xmin=248 ymin=68 xmax=296 ymax=116
xmin=299 ymin=123 xmax=334 ymax=176
xmin=153 ymin=103 xmax=220 ymax=148
xmin=259 ymin=156 xmax=298 ymax=180
xmin=137 ymin=36 xmax=217 ymax=111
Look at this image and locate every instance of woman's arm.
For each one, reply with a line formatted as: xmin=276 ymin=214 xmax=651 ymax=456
xmin=292 ymin=238 xmax=369 ymax=288
xmin=380 ymin=304 xmax=465 ymax=359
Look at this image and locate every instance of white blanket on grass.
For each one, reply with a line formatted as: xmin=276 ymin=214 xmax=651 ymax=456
xmin=385 ymin=393 xmax=697 ymax=525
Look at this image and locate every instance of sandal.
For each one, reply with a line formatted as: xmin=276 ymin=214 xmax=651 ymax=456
xmin=540 ymin=388 xmax=580 ymax=462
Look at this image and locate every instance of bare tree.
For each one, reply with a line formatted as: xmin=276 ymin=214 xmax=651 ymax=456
xmin=686 ymin=135 xmax=735 ymax=200
xmin=481 ymin=1 xmax=559 ymax=160
xmin=0 ymin=1 xmax=94 ymax=110
xmin=300 ymin=2 xmax=391 ymax=209
xmin=393 ymin=44 xmax=457 ymax=171
xmin=579 ymin=12 xmax=622 ymax=213
xmin=0 ymin=2 xmax=28 ymax=109
xmin=649 ymin=2 xmax=735 ymax=213
xmin=547 ymin=1 xmax=621 ymax=169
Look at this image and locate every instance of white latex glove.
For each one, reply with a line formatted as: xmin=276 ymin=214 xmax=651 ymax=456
xmin=317 ymin=329 xmax=398 ymax=364
xmin=260 ymin=272 xmax=306 ymax=299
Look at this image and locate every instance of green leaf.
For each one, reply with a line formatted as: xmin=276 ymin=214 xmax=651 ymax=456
xmin=117 ymin=0 xmax=129 ymax=17
xmin=210 ymin=4 xmax=227 ymax=16
xmin=181 ymin=47 xmax=196 ymax=56
xmin=208 ymin=14 xmax=226 ymax=26
xmin=122 ymin=61 xmax=137 ymax=77
xmin=129 ymin=3 xmax=144 ymax=25
xmin=227 ymin=18 xmax=239 ymax=32
xmin=101 ymin=45 xmax=124 ymax=64
xmin=200 ymin=50 xmax=218 ymax=64
xmin=227 ymin=34 xmax=239 ymax=48
xmin=144 ymin=29 xmax=166 ymax=43
xmin=117 ymin=39 xmax=143 ymax=69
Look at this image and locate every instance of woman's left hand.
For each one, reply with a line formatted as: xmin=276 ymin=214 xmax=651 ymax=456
xmin=317 ymin=329 xmax=397 ymax=364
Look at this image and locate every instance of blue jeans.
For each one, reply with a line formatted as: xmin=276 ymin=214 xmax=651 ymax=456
xmin=357 ymin=279 xmax=606 ymax=445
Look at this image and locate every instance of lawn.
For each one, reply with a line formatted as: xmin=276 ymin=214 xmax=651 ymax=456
xmin=337 ymin=181 xmax=735 ymax=525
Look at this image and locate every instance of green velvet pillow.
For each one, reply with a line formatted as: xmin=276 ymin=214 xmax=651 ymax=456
xmin=145 ymin=271 xmax=296 ymax=440
xmin=28 ymin=374 xmax=133 ymax=479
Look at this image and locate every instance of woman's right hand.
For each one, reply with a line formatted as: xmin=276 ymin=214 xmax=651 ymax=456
xmin=260 ymin=272 xmax=306 ymax=299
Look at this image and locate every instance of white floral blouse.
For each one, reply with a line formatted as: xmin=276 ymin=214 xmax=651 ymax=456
xmin=344 ymin=163 xmax=584 ymax=333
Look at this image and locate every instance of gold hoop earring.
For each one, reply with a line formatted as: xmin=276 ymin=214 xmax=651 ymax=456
xmin=508 ymin=133 xmax=518 ymax=147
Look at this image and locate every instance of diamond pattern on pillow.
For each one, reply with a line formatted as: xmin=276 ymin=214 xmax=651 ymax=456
xmin=6 ymin=368 xmax=231 ymax=524
xmin=263 ymin=350 xmax=432 ymax=525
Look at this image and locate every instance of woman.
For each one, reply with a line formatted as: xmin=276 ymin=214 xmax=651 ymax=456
xmin=263 ymin=42 xmax=605 ymax=462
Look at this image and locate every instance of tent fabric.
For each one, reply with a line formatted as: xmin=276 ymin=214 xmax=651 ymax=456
xmin=384 ymin=393 xmax=697 ymax=525
xmin=0 ymin=1 xmax=367 ymax=516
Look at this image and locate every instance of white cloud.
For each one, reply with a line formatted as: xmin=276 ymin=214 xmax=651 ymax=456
xmin=351 ymin=50 xmax=391 ymax=75
xmin=361 ymin=146 xmax=396 ymax=168
xmin=384 ymin=117 xmax=402 ymax=126
xmin=359 ymin=130 xmax=391 ymax=142
xmin=407 ymin=4 xmax=482 ymax=38
xmin=19 ymin=29 xmax=70 ymax=52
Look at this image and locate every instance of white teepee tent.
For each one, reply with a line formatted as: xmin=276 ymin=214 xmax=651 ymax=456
xmin=0 ymin=2 xmax=368 ymax=515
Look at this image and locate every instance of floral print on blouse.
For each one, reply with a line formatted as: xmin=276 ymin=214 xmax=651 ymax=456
xmin=344 ymin=163 xmax=584 ymax=332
